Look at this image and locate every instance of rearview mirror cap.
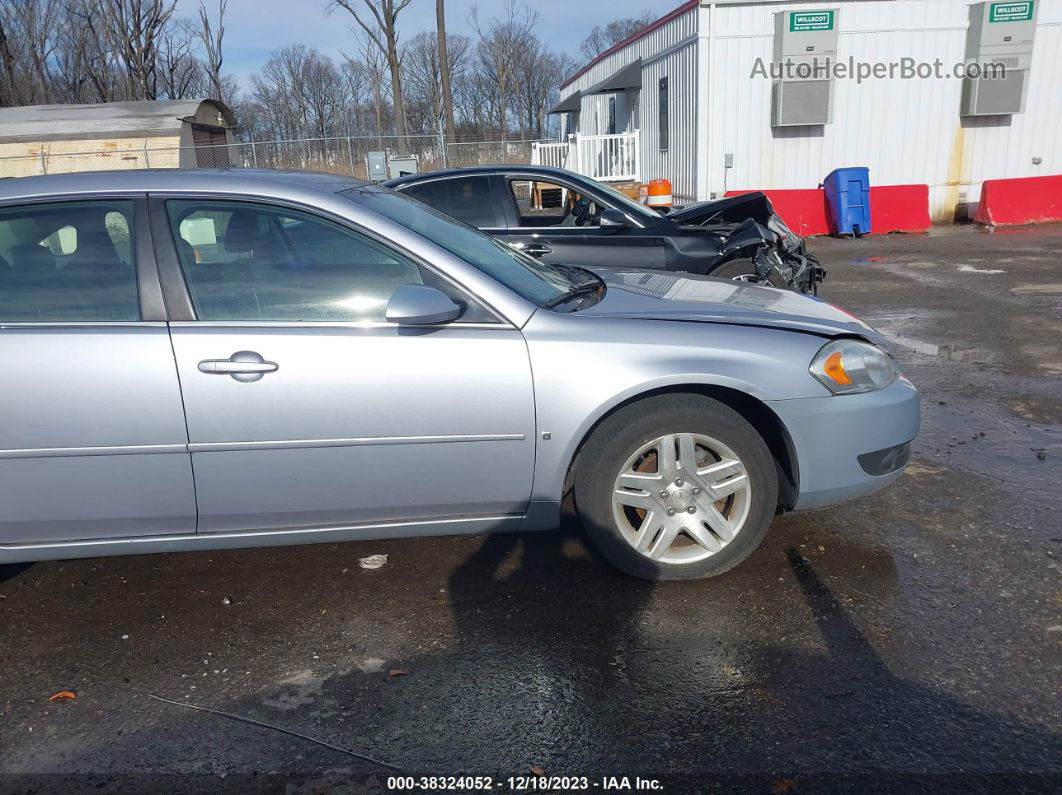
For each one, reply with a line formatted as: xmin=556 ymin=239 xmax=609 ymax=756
xmin=385 ymin=284 xmax=461 ymax=325
xmin=599 ymin=208 xmax=630 ymax=228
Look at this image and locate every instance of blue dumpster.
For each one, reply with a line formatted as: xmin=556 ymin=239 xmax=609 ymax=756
xmin=823 ymin=167 xmax=871 ymax=237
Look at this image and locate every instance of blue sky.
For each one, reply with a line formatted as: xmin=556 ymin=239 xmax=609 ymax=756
xmin=175 ymin=0 xmax=659 ymax=89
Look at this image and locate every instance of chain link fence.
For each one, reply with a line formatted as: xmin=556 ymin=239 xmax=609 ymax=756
xmin=0 ymin=134 xmax=555 ymax=180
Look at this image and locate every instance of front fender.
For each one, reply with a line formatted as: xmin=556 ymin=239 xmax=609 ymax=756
xmin=522 ymin=313 xmax=830 ymax=503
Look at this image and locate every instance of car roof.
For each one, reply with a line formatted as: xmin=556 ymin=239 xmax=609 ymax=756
xmin=383 ymin=164 xmax=583 ymax=188
xmin=0 ymin=168 xmax=369 ymax=202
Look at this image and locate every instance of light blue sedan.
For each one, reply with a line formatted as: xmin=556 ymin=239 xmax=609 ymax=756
xmin=0 ymin=170 xmax=918 ymax=580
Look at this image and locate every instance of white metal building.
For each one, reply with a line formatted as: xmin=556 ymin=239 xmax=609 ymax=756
xmin=542 ymin=0 xmax=1061 ymax=220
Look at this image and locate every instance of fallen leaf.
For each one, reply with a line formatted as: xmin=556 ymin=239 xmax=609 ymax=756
xmin=529 ymin=766 xmax=546 ymax=777
xmin=388 ymin=668 xmax=408 ymax=678
xmin=770 ymin=777 xmax=798 ymax=794
xmin=49 ymin=690 xmax=76 ymax=702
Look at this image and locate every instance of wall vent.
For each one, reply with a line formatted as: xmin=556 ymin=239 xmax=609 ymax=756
xmin=771 ymin=9 xmax=839 ymax=127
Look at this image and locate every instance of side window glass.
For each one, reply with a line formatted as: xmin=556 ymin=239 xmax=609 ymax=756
xmin=403 ymin=177 xmax=497 ymax=228
xmin=509 ymin=180 xmax=601 ymax=228
xmin=0 ymin=200 xmax=139 ymax=321
xmin=166 ymin=200 xmax=495 ymax=323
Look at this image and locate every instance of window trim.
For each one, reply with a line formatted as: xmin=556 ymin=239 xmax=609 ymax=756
xmin=147 ymin=193 xmax=509 ymax=327
xmin=0 ymin=194 xmax=164 ymax=324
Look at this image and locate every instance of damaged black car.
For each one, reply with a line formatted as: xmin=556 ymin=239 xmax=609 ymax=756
xmin=384 ymin=165 xmax=825 ymax=294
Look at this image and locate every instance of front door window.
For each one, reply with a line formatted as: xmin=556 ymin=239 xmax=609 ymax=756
xmin=507 ymin=180 xmax=603 ymax=228
xmin=166 ymin=200 xmax=491 ymax=322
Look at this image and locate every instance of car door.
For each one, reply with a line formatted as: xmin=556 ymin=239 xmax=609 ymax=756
xmin=0 ymin=197 xmax=195 ymax=545
xmin=495 ymin=174 xmax=669 ymax=270
xmin=151 ymin=196 xmax=536 ymax=534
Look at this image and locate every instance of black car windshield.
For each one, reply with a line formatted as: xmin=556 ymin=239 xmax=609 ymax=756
xmin=346 ymin=185 xmax=575 ymax=305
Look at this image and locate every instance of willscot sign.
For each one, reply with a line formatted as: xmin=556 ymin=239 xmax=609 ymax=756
xmin=790 ymin=10 xmax=835 ymax=32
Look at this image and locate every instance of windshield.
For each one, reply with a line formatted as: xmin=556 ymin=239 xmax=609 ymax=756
xmin=346 ymin=185 xmax=575 ymax=305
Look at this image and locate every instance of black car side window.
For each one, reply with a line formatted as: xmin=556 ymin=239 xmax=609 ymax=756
xmin=403 ymin=177 xmax=498 ymax=228
xmin=509 ymin=179 xmax=601 ymax=229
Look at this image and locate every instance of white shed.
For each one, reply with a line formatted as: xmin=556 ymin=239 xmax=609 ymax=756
xmin=544 ymin=0 xmax=1061 ymax=220
xmin=0 ymin=99 xmax=238 ymax=178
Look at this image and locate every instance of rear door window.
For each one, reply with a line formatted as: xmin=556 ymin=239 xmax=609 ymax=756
xmin=0 ymin=200 xmax=139 ymax=321
xmin=402 ymin=176 xmax=500 ymax=228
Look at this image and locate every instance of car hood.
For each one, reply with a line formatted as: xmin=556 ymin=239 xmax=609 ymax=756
xmin=666 ymin=191 xmax=774 ymax=226
xmin=579 ymin=269 xmax=885 ymax=344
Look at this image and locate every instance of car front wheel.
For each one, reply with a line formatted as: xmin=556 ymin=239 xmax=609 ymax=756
xmin=575 ymin=394 xmax=778 ymax=580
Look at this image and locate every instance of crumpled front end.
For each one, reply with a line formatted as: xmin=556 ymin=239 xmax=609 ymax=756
xmin=671 ymin=191 xmax=827 ymax=294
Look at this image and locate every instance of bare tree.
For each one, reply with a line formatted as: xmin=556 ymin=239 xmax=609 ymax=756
xmin=469 ymin=0 xmax=537 ymax=143
xmin=345 ymin=33 xmax=389 ymax=147
xmin=512 ymin=40 xmax=567 ymax=138
xmin=0 ymin=15 xmax=23 ymax=105
xmin=579 ymin=11 xmax=655 ymax=61
xmin=403 ymin=30 xmax=468 ymax=137
xmin=197 ymin=0 xmax=227 ymax=102
xmin=60 ymin=0 xmax=123 ymax=103
xmin=9 ymin=0 xmax=60 ymax=102
xmin=436 ymin=0 xmax=456 ymax=142
xmin=93 ymin=0 xmax=178 ymax=99
xmin=329 ymin=0 xmax=412 ymax=152
xmin=157 ymin=17 xmax=205 ymax=99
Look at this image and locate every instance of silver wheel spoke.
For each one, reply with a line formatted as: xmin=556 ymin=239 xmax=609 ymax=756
xmin=633 ymin=513 xmax=661 ymax=552
xmin=614 ymin=489 xmax=656 ymax=511
xmin=685 ymin=522 xmax=723 ymax=553
xmin=698 ymin=458 xmax=748 ymax=499
xmin=648 ymin=524 xmax=680 ymax=559
xmin=657 ymin=435 xmax=678 ymax=473
xmin=701 ymin=501 xmax=737 ymax=542
xmin=677 ymin=433 xmax=699 ymax=472
xmin=617 ymin=471 xmax=661 ymax=489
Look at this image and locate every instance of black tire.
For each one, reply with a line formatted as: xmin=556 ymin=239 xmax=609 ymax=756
xmin=574 ymin=394 xmax=778 ymax=581
xmin=708 ymin=258 xmax=759 ymax=281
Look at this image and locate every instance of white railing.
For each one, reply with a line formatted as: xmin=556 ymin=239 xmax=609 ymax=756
xmin=576 ymin=131 xmax=640 ymax=182
xmin=530 ymin=139 xmax=573 ymax=170
xmin=531 ymin=131 xmax=639 ymax=182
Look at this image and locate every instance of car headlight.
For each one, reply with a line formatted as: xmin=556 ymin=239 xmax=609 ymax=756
xmin=810 ymin=339 xmax=897 ymax=394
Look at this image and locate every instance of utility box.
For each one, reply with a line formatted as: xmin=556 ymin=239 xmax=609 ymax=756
xmin=961 ymin=1 xmax=1038 ymax=116
xmin=387 ymin=156 xmax=419 ymax=179
xmin=771 ymin=9 xmax=838 ymax=127
xmin=366 ymin=151 xmax=387 ymax=181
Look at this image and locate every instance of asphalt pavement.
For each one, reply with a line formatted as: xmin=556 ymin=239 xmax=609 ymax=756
xmin=1 ymin=224 xmax=1060 ymax=794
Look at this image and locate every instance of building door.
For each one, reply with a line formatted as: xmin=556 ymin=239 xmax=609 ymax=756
xmin=192 ymin=123 xmax=230 ymax=167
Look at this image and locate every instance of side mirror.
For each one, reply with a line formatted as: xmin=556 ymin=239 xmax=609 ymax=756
xmin=385 ymin=284 xmax=461 ymax=325
xmin=599 ymin=208 xmax=630 ymax=229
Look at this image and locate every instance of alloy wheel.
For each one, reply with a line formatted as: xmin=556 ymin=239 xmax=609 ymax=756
xmin=611 ymin=433 xmax=752 ymax=565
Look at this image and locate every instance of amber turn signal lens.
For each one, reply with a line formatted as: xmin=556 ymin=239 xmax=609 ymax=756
xmin=823 ymin=350 xmax=853 ymax=385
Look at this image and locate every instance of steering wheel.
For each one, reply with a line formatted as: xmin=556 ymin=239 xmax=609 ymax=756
xmin=573 ymin=197 xmax=593 ymax=227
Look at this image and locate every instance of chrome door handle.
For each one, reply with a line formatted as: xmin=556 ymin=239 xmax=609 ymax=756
xmin=198 ymin=351 xmax=278 ymax=382
xmin=523 ymin=243 xmax=553 ymax=257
